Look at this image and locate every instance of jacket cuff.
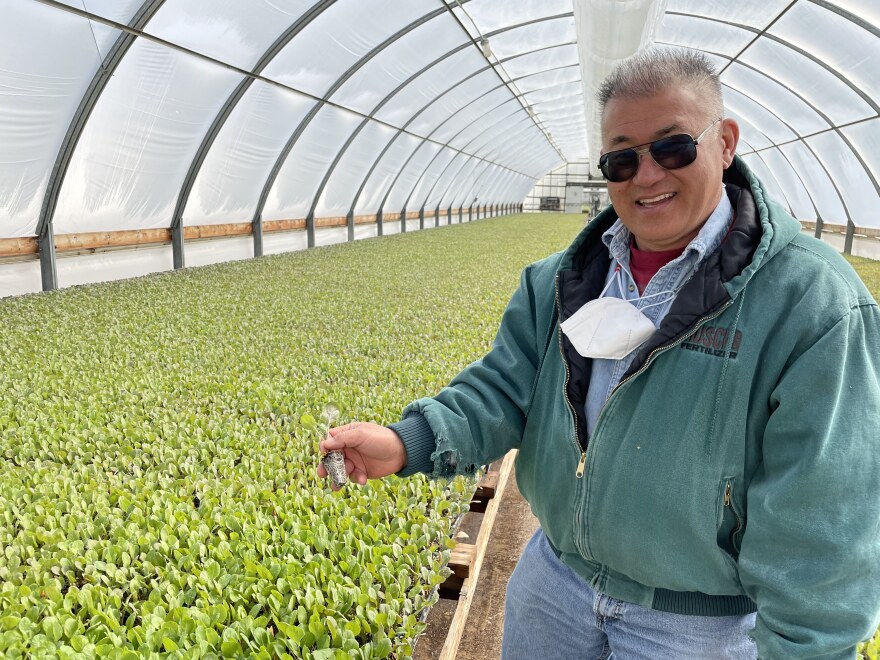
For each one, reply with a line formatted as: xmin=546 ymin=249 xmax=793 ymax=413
xmin=388 ymin=413 xmax=436 ymax=477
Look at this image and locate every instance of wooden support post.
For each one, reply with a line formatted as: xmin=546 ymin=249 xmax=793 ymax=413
xmin=475 ymin=470 xmax=499 ymax=499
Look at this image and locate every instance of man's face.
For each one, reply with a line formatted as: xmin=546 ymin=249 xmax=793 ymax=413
xmin=600 ymin=86 xmax=738 ymax=251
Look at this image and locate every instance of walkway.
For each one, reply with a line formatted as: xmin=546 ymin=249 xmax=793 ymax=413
xmin=414 ymin=469 xmax=539 ymax=660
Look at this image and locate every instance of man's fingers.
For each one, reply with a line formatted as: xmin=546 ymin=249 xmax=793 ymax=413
xmin=317 ymin=463 xmax=327 ymax=478
xmin=320 ymin=435 xmax=348 ymax=452
xmin=322 ymin=425 xmax=365 ymax=453
xmin=328 ymin=422 xmax=361 ymax=438
xmin=349 ymin=467 xmax=368 ymax=486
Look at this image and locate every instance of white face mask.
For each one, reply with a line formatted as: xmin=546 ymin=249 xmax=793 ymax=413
xmin=560 ymin=266 xmax=676 ymax=360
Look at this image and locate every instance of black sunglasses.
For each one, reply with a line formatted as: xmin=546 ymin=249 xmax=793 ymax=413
xmin=599 ymin=119 xmax=721 ymax=183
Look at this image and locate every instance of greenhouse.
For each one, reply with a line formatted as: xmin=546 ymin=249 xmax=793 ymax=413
xmin=1 ymin=0 xmax=879 ymax=658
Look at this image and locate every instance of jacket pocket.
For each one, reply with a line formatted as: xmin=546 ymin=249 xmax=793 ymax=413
xmin=717 ymin=477 xmax=745 ymax=560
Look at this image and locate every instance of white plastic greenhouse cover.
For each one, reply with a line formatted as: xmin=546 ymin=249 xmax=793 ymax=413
xmin=1 ymin=0 xmax=878 ymax=297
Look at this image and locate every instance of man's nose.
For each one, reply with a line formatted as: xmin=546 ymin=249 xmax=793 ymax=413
xmin=631 ymin=151 xmax=667 ymax=186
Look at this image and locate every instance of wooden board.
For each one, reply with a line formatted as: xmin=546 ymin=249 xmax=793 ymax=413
xmin=447 ymin=543 xmax=476 ymax=581
xmin=474 ymin=470 xmax=499 ymax=499
xmin=438 ymin=449 xmax=517 ymax=660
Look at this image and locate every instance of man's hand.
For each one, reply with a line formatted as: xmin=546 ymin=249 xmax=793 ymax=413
xmin=317 ymin=422 xmax=407 ymax=489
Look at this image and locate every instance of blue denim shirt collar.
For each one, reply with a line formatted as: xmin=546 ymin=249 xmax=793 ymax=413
xmin=601 ymin=186 xmax=733 ymax=275
xmin=582 ymin=187 xmax=734 ymax=437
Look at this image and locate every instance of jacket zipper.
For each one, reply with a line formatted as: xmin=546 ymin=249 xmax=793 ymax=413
xmin=555 ymin=273 xmax=588 ymax=475
xmin=723 ymin=479 xmax=744 ymax=551
xmin=582 ymin=298 xmax=737 ymax=477
xmin=611 ymin=299 xmax=735 ymax=399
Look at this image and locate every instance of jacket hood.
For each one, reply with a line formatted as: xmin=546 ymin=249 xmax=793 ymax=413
xmin=721 ymin=156 xmax=802 ymax=297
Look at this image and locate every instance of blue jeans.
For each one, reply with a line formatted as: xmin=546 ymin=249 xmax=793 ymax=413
xmin=502 ymin=530 xmax=757 ymax=659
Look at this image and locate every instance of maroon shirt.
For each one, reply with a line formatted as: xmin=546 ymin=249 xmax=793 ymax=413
xmin=629 ymin=244 xmax=685 ymax=295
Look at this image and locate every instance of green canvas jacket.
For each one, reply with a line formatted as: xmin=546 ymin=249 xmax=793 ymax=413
xmin=391 ymin=157 xmax=880 ymax=658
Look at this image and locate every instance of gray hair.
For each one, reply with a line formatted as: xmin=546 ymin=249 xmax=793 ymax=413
xmin=597 ymin=48 xmax=724 ymax=121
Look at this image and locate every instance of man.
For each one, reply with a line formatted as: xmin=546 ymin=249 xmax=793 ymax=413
xmin=318 ymin=49 xmax=880 ymax=658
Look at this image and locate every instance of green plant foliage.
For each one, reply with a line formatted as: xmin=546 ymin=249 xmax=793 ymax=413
xmin=862 ymin=629 xmax=880 ymax=660
xmin=846 ymin=256 xmax=880 ymax=660
xmin=0 ymin=214 xmax=585 ymax=658
xmin=846 ymin=255 xmax=880 ymax=297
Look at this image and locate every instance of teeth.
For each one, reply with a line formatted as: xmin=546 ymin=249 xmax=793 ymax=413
xmin=638 ymin=192 xmax=675 ymax=205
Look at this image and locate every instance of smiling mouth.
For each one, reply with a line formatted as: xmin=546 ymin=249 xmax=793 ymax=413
xmin=636 ymin=192 xmax=676 ymax=207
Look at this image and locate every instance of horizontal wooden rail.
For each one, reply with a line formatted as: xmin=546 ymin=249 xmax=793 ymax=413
xmin=0 ymin=213 xmax=390 ymax=259
xmin=0 ymin=205 xmax=514 ymax=261
xmin=1 ymin=216 xmax=867 ymax=261
xmin=801 ymin=221 xmax=880 ymax=238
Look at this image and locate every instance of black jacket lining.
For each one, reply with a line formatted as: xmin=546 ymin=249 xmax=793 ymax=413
xmin=557 ymin=176 xmax=763 ymax=450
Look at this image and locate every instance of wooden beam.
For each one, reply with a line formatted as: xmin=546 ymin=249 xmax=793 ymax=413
xmin=314 ymin=215 xmax=348 ymax=228
xmin=184 ymin=223 xmax=251 ymax=240
xmin=263 ymin=219 xmax=306 ymax=232
xmin=0 ymin=237 xmax=39 ymax=258
xmin=468 ymin=469 xmax=501 ymax=513
xmin=438 ymin=450 xmax=517 ymax=660
xmin=800 ymin=220 xmax=880 ymax=238
xmin=57 ymin=228 xmax=170 ymax=253
xmin=0 ymin=213 xmax=391 ymax=260
xmin=447 ymin=543 xmax=476 ymax=581
xmin=475 ymin=470 xmax=499 ymax=500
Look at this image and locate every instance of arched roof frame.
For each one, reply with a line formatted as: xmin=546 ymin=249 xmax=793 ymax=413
xmin=385 ymin=89 xmax=559 ymax=218
xmin=445 ymin=149 xmax=521 ymax=212
xmin=338 ymin=47 xmax=577 ymax=232
xmin=422 ymin=106 xmax=555 ymax=209
xmin=808 ymin=0 xmax=877 ymax=35
xmin=721 ymin=66 xmax=859 ymax=227
xmin=168 ymin=0 xmax=338 ymax=258
xmin=34 ymin=0 xmax=167 ymax=290
xmin=381 ymin=66 xmax=576 ymax=221
xmin=297 ymin=26 xmax=574 ymax=241
xmin=734 ymin=113 xmax=824 ymax=223
xmin=654 ymin=43 xmax=855 ymax=226
xmin=372 ymin=55 xmax=580 ymax=223
xmin=20 ymin=0 xmax=880 ymax=294
xmin=408 ymin=102 xmax=543 ymax=216
xmin=442 ymin=122 xmax=538 ymax=209
xmin=250 ymin=10 xmax=569 ymax=247
xmin=447 ymin=159 xmax=494 ymax=213
xmin=392 ymin=68 xmax=582 ymax=212
xmin=34 ymin=0 xmax=554 ymax=266
xmin=441 ymin=2 xmax=567 ymax=162
xmin=249 ymin=7 xmax=450 ymax=249
xmin=663 ymin=9 xmax=880 ymax=201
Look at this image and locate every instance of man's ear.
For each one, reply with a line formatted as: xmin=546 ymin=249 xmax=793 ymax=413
xmin=720 ymin=117 xmax=740 ymax=169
